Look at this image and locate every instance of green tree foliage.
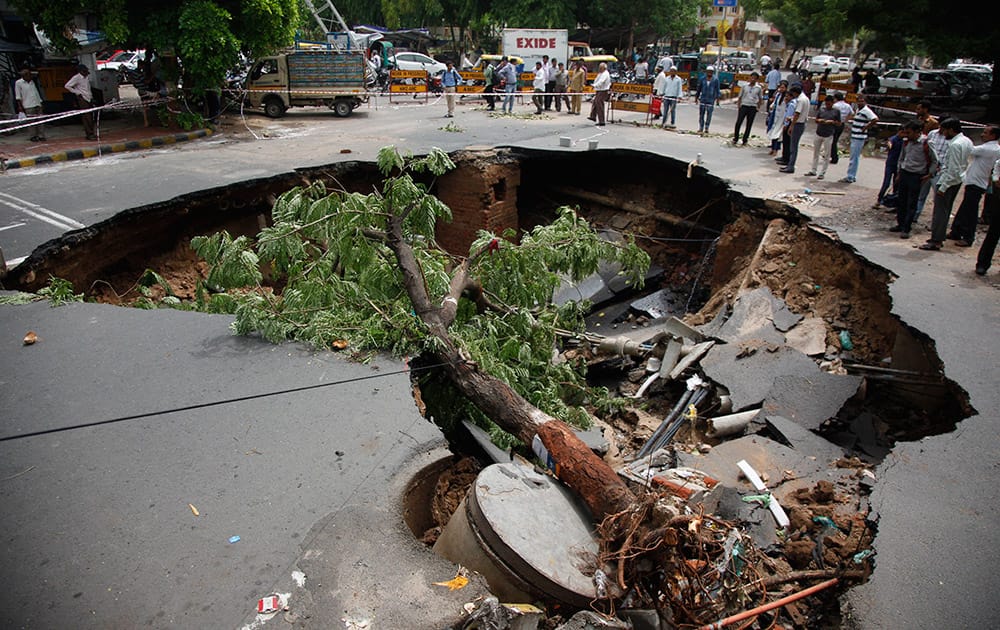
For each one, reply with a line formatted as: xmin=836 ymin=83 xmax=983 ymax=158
xmin=11 ymin=0 xmax=297 ymax=90
xmin=582 ymin=0 xmax=706 ymax=42
xmin=192 ymin=146 xmax=649 ymax=440
xmin=741 ymin=0 xmax=852 ymax=53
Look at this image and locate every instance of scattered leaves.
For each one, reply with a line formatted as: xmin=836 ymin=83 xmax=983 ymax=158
xmin=22 ymin=331 xmax=37 ymax=345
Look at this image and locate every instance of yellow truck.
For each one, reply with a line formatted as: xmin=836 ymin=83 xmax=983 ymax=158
xmin=245 ymin=50 xmax=368 ymax=118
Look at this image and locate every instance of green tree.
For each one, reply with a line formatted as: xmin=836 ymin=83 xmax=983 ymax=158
xmin=191 ymin=146 xmax=648 ymax=519
xmin=742 ymin=0 xmax=852 ymax=58
xmin=11 ymin=0 xmax=298 ymax=91
xmin=583 ymin=0 xmax=706 ymax=52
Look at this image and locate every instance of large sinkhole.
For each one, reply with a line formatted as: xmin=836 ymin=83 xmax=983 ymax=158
xmin=4 ymin=148 xmax=974 ymax=627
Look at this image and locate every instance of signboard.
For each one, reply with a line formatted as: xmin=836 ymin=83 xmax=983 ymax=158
xmin=457 ymin=85 xmax=484 ymax=93
xmin=390 ymin=69 xmax=428 ymax=80
xmin=463 ymin=71 xmax=485 ymax=81
xmin=390 ymin=84 xmax=426 ymax=93
xmin=502 ymin=28 xmax=569 ymax=70
xmin=822 ymin=81 xmax=855 ymax=93
xmin=713 ymin=0 xmax=737 ymax=6
xmin=611 ymin=100 xmax=650 ymax=113
xmin=612 ymin=82 xmax=653 ymax=95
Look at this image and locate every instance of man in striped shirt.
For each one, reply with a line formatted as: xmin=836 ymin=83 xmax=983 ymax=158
xmin=840 ymin=94 xmax=878 ymax=183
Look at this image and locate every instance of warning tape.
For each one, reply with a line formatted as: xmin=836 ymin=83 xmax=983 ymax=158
xmin=0 ymin=96 xmax=172 ymax=135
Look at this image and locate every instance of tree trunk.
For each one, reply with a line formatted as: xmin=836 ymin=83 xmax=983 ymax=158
xmin=384 ymin=212 xmax=637 ymax=523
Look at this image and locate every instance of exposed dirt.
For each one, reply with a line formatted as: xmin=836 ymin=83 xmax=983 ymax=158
xmin=90 ymin=237 xmax=209 ymax=305
xmin=419 ymin=456 xmax=480 ymax=545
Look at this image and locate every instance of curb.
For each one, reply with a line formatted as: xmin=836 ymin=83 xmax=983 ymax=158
xmin=2 ymin=128 xmax=214 ymax=171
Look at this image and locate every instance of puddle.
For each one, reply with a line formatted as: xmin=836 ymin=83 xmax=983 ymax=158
xmin=3 ymin=147 xmax=975 ymax=626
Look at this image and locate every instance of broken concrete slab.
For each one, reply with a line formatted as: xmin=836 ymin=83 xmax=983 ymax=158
xmin=668 ymin=340 xmax=715 ymax=380
xmin=630 ymin=288 xmax=686 ymax=320
xmin=704 ymin=485 xmax=781 ymax=550
xmin=764 ymin=415 xmax=845 ymax=463
xmin=784 ymin=316 xmax=829 ymax=356
xmin=676 ymin=435 xmax=827 ymax=489
xmin=701 ymin=343 xmax=818 ymax=412
xmin=850 ymin=412 xmax=891 ymax=459
xmin=762 ymin=372 xmax=862 ymax=430
xmin=713 ymin=287 xmax=801 ymax=342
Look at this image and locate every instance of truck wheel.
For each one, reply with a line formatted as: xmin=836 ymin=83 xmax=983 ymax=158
xmin=333 ymin=99 xmax=353 ymax=117
xmin=263 ymin=97 xmax=285 ymax=118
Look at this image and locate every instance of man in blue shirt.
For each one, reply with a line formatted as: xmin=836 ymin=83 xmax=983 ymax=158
xmin=441 ymin=61 xmax=463 ymax=117
xmin=497 ymin=57 xmax=518 ymax=114
xmin=696 ymin=66 xmax=721 ymax=134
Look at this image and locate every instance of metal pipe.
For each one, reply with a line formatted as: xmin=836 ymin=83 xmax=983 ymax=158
xmin=637 ymin=388 xmax=694 ymax=459
xmin=705 ymin=409 xmax=761 ymax=438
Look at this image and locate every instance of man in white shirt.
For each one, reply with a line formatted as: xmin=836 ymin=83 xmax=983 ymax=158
xmin=64 ymin=64 xmax=96 ymax=140
xmin=656 ymin=67 xmax=684 ymax=128
xmin=532 ymin=61 xmax=546 ymax=115
xmin=634 ymin=58 xmax=649 ymax=81
xmin=921 ymin=118 xmax=972 ymax=250
xmin=975 ymin=157 xmax=1000 ymax=275
xmin=658 ymin=55 xmax=674 ymax=73
xmin=949 ymin=124 xmax=1000 ymax=246
xmin=830 ymin=92 xmax=853 ymax=164
xmin=545 ymin=57 xmax=558 ymax=110
xmin=779 ymin=84 xmax=810 ymax=173
xmin=733 ymin=71 xmax=763 ymax=145
xmin=15 ymin=68 xmax=46 ymax=141
xmin=588 ymin=62 xmax=611 ymax=126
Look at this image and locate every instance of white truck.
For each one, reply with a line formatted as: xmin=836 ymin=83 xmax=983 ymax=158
xmin=501 ymin=29 xmax=592 ymax=69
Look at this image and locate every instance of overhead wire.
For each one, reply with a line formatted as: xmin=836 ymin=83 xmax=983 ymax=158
xmin=0 ymin=361 xmax=449 ymax=443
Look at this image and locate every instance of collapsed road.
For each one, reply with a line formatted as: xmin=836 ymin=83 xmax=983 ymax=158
xmin=0 ymin=146 xmax=991 ymax=629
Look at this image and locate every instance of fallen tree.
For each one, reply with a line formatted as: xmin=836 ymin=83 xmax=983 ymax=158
xmin=192 ymin=147 xmax=647 ymax=521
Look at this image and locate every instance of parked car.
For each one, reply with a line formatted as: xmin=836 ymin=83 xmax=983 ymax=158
xmin=942 ymin=69 xmax=992 ymax=100
xmin=836 ymin=57 xmax=852 ymax=71
xmin=100 ymin=49 xmax=146 ymax=83
xmin=390 ymin=51 xmax=446 ymax=76
xmin=807 ymin=54 xmax=841 ymax=74
xmin=878 ymin=68 xmax=947 ymax=94
xmin=861 ymin=57 xmax=885 ymax=72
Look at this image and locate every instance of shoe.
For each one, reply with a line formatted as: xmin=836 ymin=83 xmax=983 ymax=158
xmin=698 ymin=128 xmax=704 ymax=133
xmin=889 ymin=226 xmax=903 ymax=232
xmin=831 ymin=158 xmax=839 ymax=164
xmin=955 ymin=240 xmax=973 ymax=248
xmin=817 ymin=174 xmax=824 ymax=180
xmin=742 ymin=141 xmax=748 ymax=146
xmin=805 ymin=171 xmax=816 ymax=176
xmin=775 ymin=159 xmax=788 ymax=164
xmin=918 ymin=242 xmax=941 ymax=250
xmin=884 ymin=206 xmax=897 ymax=213
xmin=587 ymin=117 xmax=596 ymax=122
xmin=768 ymin=150 xmax=777 ymax=156
xmin=871 ymin=203 xmax=883 ymax=209
xmin=839 ymin=177 xmax=854 ymax=183
xmin=976 ymin=266 xmax=987 ymax=276
xmin=900 ymin=231 xmax=911 ymax=239
xmin=596 ymin=123 xmax=605 ymax=126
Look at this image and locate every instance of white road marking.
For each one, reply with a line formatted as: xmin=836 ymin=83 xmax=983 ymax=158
xmin=0 ymin=192 xmax=86 ymax=230
xmin=0 ymin=222 xmax=27 ymax=232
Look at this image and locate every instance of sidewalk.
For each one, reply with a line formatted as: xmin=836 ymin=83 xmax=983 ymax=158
xmin=0 ymin=105 xmax=213 ymax=170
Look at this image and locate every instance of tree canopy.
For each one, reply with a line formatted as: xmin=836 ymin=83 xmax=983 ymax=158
xmin=12 ymin=0 xmax=298 ymax=90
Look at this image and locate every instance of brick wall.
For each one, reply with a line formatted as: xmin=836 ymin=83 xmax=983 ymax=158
xmin=435 ymin=152 xmax=521 ymax=256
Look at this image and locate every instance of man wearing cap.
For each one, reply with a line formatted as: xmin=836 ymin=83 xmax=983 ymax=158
xmin=696 ymin=66 xmax=721 ymax=134
xmin=64 ymin=64 xmax=96 ymax=140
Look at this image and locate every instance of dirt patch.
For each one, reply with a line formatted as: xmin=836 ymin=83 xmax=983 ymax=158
xmin=419 ymin=456 xmax=480 ymax=545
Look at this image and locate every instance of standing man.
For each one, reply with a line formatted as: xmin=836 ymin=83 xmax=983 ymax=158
xmin=778 ymin=85 xmax=810 ymax=173
xmin=948 ymin=125 xmax=1000 ymax=247
xmin=760 ymin=53 xmax=773 ymax=73
xmin=921 ymin=118 xmax=972 ymax=250
xmin=914 ymin=123 xmax=949 ymax=220
xmin=15 ymin=68 xmax=46 ymax=142
xmin=840 ymin=94 xmax=878 ymax=183
xmin=765 ymin=61 xmax=782 ymax=101
xmin=568 ymin=61 xmax=586 ymax=115
xmin=830 ymin=92 xmax=853 ymax=164
xmin=915 ymin=100 xmax=939 ymax=134
xmin=696 ymin=66 xmax=721 ymax=134
xmin=554 ymin=62 xmax=569 ymax=112
xmin=441 ymin=61 xmax=462 ymax=117
xmin=588 ymin=62 xmax=611 ymax=126
xmin=634 ymin=57 xmax=649 ymax=82
xmin=806 ymin=95 xmax=841 ymax=179
xmin=733 ymin=72 xmax=763 ymax=145
xmin=657 ymin=54 xmax=674 ymax=74
xmin=975 ymin=157 xmax=1000 ymax=275
xmin=482 ymin=59 xmax=496 ymax=111
xmin=64 ymin=64 xmax=96 ymax=140
xmin=657 ymin=66 xmax=684 ymax=128
xmin=532 ymin=61 xmax=546 ymax=115
xmin=544 ymin=57 xmax=557 ymax=110
xmin=498 ymin=57 xmax=518 ymax=114
xmin=890 ymin=121 xmax=938 ymax=239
